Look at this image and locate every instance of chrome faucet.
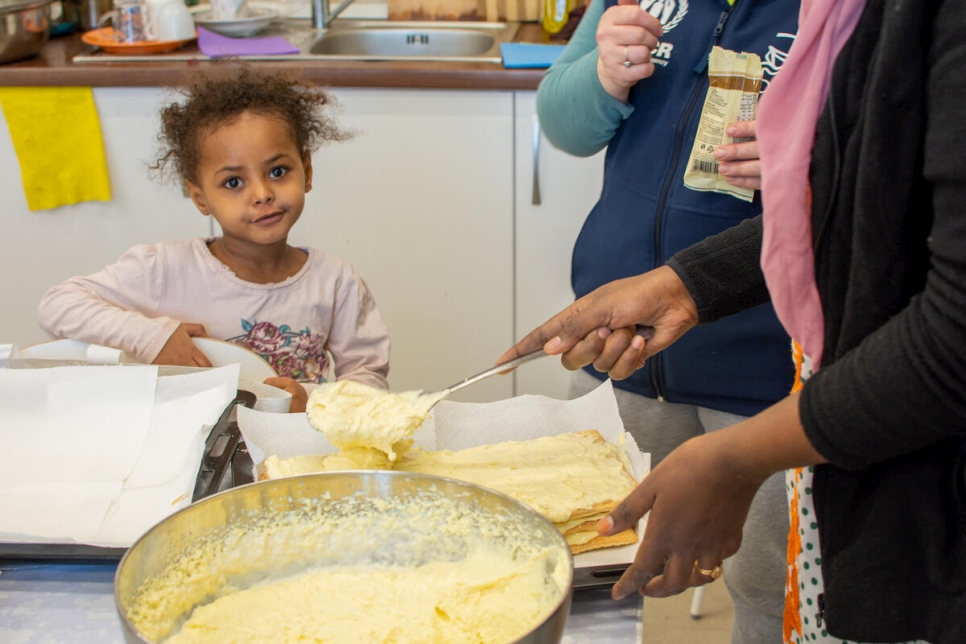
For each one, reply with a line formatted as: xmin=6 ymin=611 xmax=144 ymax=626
xmin=311 ymin=0 xmax=357 ymax=29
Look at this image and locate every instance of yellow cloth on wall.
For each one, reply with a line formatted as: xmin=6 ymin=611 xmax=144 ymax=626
xmin=0 ymin=87 xmax=111 ymax=211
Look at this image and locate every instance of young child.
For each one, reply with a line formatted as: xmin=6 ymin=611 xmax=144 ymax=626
xmin=36 ymin=66 xmax=391 ymax=413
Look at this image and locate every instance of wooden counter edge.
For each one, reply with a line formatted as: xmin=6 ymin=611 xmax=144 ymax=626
xmin=0 ymin=23 xmax=552 ymax=90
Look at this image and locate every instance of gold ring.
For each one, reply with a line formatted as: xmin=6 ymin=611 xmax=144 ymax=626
xmin=694 ymin=561 xmax=723 ymax=580
xmin=623 ymin=46 xmax=631 ymax=67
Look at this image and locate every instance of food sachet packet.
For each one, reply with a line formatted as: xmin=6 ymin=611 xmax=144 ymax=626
xmin=683 ymin=46 xmax=764 ymax=203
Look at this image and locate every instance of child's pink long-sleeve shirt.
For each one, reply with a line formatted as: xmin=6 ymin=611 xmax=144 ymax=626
xmin=36 ymin=238 xmax=390 ymax=389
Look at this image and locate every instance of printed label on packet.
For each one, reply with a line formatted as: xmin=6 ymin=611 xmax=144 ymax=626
xmin=683 ymin=46 xmax=763 ymax=203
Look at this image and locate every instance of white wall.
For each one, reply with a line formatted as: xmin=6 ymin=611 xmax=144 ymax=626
xmin=0 ymin=87 xmax=210 ymax=349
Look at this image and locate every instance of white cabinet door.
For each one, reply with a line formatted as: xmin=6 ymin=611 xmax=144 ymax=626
xmin=290 ymin=88 xmax=515 ymax=402
xmin=513 ymin=91 xmax=605 ymax=399
xmin=0 ymin=87 xmax=210 ymax=348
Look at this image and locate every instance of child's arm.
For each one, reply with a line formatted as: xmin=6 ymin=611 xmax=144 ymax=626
xmin=327 ymin=267 xmax=391 ymax=390
xmin=36 ymin=244 xmax=184 ymax=363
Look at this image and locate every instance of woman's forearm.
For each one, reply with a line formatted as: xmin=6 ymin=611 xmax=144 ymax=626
xmin=717 ymin=393 xmax=828 ymax=480
xmin=536 ymin=0 xmax=632 ymax=156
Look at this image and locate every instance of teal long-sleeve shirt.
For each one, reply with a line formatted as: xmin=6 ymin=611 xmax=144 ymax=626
xmin=535 ymin=0 xmax=634 ymax=157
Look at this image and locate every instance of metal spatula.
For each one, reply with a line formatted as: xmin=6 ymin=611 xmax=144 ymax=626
xmin=421 ymin=349 xmax=548 ymax=410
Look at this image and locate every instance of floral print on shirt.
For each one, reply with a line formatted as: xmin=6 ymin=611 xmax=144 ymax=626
xmin=226 ymin=319 xmax=327 ymax=383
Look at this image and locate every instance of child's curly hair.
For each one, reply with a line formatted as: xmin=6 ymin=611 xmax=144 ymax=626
xmin=153 ymin=64 xmax=351 ymax=185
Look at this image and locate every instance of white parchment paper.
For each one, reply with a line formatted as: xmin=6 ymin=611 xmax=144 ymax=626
xmin=0 ymin=364 xmax=239 ymax=547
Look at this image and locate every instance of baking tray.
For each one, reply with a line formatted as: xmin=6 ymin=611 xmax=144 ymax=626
xmin=0 ymin=390 xmax=258 ymax=562
xmin=573 ymin=563 xmax=631 ymax=591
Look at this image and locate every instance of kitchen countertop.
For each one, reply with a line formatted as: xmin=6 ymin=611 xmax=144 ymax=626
xmin=0 ymin=559 xmax=645 ymax=642
xmin=0 ymin=22 xmax=551 ymax=89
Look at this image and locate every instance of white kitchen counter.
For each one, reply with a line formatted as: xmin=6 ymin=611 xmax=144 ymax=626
xmin=0 ymin=559 xmax=643 ymax=643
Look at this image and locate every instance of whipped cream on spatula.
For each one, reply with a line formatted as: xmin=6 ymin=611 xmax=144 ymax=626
xmin=305 ymin=380 xmax=445 ymax=463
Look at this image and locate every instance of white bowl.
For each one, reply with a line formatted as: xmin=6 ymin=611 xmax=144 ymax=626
xmin=191 ymin=338 xmax=277 ymax=383
xmin=190 ymin=3 xmax=277 ymax=37
xmin=238 ymin=377 xmax=292 ymax=413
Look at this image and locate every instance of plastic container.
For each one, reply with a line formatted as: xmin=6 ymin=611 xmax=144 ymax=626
xmin=542 ymin=0 xmax=574 ymax=35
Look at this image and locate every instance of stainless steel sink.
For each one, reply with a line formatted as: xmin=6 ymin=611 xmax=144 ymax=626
xmin=311 ymin=27 xmax=494 ymax=58
xmin=72 ymin=19 xmax=521 ymax=64
xmin=303 ymin=20 xmax=519 ymax=63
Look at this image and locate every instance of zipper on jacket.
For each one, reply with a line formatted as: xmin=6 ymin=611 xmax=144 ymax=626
xmin=693 ymin=11 xmax=732 ymax=74
xmin=648 ymin=6 xmax=735 ymax=401
xmin=816 ymin=593 xmax=826 ymax=627
xmin=648 ymin=77 xmax=706 ymax=401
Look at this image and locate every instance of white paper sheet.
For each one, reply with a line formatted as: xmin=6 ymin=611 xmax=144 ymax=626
xmin=236 ymin=379 xmax=650 ymax=569
xmin=0 ymin=366 xmax=158 ymax=484
xmin=95 ymin=367 xmax=240 ymax=546
xmin=0 ymin=365 xmax=239 ymax=546
xmin=0 ymin=481 xmax=121 ymax=542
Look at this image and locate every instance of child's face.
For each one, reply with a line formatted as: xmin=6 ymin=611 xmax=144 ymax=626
xmin=186 ymin=111 xmax=312 ymax=248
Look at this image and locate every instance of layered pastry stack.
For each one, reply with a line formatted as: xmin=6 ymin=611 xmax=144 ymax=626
xmin=262 ymin=427 xmax=640 ymax=554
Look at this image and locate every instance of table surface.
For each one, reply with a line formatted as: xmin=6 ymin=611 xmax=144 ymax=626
xmin=0 ymin=559 xmax=643 ymax=643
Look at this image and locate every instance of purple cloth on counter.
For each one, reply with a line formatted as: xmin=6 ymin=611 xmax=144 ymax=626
xmin=197 ymin=27 xmax=299 ymax=57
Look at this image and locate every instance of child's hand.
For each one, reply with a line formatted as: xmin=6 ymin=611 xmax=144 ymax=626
xmin=153 ymin=323 xmax=213 ymax=367
xmin=264 ymin=377 xmax=308 ymax=413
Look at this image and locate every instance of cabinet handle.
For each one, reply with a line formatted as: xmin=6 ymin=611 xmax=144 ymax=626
xmin=531 ymin=114 xmax=542 ymax=206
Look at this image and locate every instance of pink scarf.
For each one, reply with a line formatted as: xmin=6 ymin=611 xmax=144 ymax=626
xmin=757 ymin=0 xmax=867 ymax=367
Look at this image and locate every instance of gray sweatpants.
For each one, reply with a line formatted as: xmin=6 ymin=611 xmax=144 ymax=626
xmin=570 ymin=370 xmax=788 ymax=644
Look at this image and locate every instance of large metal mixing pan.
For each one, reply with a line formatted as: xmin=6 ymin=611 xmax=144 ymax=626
xmin=115 ymin=471 xmax=574 ymax=643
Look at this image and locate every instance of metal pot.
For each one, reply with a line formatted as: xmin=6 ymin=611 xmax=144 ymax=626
xmin=0 ymin=0 xmax=53 ymax=64
xmin=59 ymin=0 xmax=111 ymax=31
xmin=115 ymin=471 xmax=574 ymax=643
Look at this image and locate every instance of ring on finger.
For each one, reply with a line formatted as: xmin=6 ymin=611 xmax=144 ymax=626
xmin=622 ymin=46 xmax=631 ymax=68
xmin=693 ymin=561 xmax=723 ymax=580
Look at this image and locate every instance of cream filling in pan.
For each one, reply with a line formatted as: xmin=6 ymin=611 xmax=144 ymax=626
xmin=129 ymin=488 xmax=570 ymax=644
xmin=164 ymin=548 xmax=562 ymax=644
